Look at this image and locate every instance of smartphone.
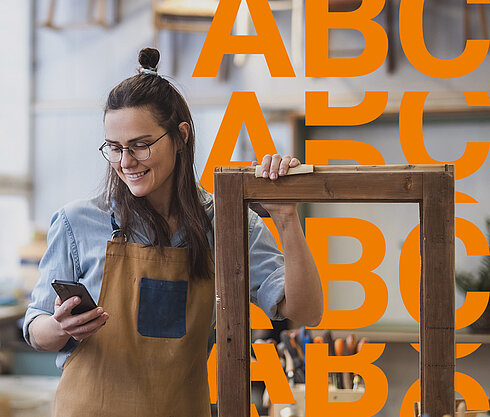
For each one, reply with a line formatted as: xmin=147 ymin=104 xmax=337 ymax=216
xmin=51 ymin=280 xmax=98 ymax=315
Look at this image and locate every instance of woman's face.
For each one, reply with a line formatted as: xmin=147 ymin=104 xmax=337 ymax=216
xmin=104 ymin=107 xmax=186 ymax=211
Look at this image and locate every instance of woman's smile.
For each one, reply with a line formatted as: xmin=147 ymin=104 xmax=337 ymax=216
xmin=123 ymin=168 xmax=150 ymax=182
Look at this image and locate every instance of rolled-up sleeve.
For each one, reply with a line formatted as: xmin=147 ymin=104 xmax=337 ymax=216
xmin=23 ymin=209 xmax=77 ymax=346
xmin=248 ymin=210 xmax=286 ymax=321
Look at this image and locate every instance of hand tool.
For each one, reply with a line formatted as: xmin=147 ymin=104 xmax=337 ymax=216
xmin=290 ymin=335 xmax=305 ymax=362
xmin=312 ymin=335 xmax=331 ymax=385
xmin=276 ymin=341 xmax=286 ymax=369
xmin=322 ymin=331 xmax=335 ymax=357
xmin=289 ymin=333 xmax=305 ymax=384
xmin=280 ymin=331 xmax=302 ymax=372
xmin=297 ymin=326 xmax=312 ymax=351
xmin=322 ymin=331 xmax=338 ymax=388
xmin=334 ymin=338 xmax=345 ymax=389
xmin=283 ymin=349 xmax=295 ymax=388
xmin=346 ymin=334 xmax=358 ymax=355
xmin=344 ymin=333 xmax=358 ymax=389
xmin=353 ymin=375 xmax=361 ymax=391
xmin=356 ymin=337 xmax=368 ymax=353
xmin=353 ymin=337 xmax=369 ymax=390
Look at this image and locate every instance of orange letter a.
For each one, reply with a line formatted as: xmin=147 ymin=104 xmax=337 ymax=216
xmin=193 ymin=0 xmax=294 ymax=77
xmin=200 ymin=92 xmax=278 ymax=193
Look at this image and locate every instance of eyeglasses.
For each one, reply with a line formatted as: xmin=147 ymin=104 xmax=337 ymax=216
xmin=99 ymin=131 xmax=169 ymax=163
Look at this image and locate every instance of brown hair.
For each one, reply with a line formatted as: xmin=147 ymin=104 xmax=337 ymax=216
xmin=103 ymin=47 xmax=212 ymax=279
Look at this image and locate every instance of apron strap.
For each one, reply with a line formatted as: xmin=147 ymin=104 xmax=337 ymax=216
xmin=110 ymin=212 xmax=127 ymax=241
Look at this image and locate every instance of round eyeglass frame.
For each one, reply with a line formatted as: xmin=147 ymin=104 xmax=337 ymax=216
xmin=98 ymin=131 xmax=169 ymax=163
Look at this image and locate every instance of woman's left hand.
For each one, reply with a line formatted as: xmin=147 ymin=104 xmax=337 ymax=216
xmin=253 ymin=154 xmax=323 ymax=326
xmin=253 ymin=154 xmax=301 ymax=181
xmin=252 ymin=154 xmax=301 ymax=221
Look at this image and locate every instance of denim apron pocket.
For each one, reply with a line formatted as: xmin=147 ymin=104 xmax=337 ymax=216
xmin=137 ymin=277 xmax=187 ymax=338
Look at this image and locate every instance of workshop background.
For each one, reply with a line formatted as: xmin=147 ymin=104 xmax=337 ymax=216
xmin=0 ymin=0 xmax=489 ymax=416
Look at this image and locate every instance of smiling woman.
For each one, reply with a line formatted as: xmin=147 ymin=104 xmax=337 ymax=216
xmin=103 ymin=108 xmax=187 ymax=236
xmin=100 ymin=50 xmax=214 ymax=278
xmin=22 ymin=47 xmax=322 ymax=417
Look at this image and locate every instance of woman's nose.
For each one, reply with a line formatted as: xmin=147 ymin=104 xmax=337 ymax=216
xmin=120 ymin=148 xmax=137 ymax=169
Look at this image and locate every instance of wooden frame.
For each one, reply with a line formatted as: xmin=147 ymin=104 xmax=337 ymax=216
xmin=214 ymin=164 xmax=455 ymax=417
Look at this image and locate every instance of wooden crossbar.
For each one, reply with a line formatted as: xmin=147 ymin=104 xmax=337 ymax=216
xmin=214 ymin=164 xmax=455 ymax=417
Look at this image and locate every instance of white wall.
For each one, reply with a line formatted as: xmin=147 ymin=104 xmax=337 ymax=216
xmin=0 ymin=1 xmax=31 ymax=279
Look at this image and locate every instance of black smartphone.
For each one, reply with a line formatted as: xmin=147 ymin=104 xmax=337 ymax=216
xmin=51 ymin=280 xmax=98 ymax=315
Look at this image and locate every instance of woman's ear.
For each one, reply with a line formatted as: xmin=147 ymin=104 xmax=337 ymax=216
xmin=178 ymin=122 xmax=190 ymax=144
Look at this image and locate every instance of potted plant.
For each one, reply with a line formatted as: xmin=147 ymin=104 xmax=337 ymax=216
xmin=456 ymin=218 xmax=490 ymax=331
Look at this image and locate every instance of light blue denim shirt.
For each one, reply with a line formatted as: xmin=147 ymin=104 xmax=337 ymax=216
xmin=23 ymin=189 xmax=285 ymax=369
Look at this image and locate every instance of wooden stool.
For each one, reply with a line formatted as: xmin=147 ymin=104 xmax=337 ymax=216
xmin=152 ymin=0 xmax=218 ymax=74
xmin=40 ymin=0 xmax=119 ymax=29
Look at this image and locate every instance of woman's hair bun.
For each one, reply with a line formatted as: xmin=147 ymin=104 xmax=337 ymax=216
xmin=138 ymin=47 xmax=160 ymax=70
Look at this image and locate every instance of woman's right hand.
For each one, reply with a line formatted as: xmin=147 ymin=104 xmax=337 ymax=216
xmin=53 ymin=296 xmax=109 ymax=341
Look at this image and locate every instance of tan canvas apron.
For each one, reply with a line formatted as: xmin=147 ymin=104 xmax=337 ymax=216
xmin=53 ymin=229 xmax=214 ymax=417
